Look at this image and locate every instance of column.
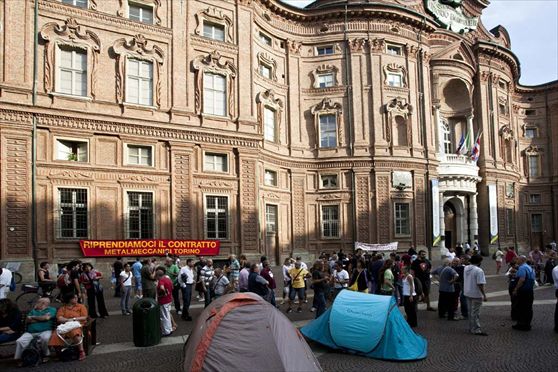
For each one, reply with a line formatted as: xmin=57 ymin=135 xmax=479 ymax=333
xmin=439 ymin=192 xmax=445 ymax=254
xmin=469 ymin=193 xmax=479 ymax=245
xmin=467 ymin=114 xmax=474 ymax=153
xmin=433 ymin=105 xmax=443 ymax=159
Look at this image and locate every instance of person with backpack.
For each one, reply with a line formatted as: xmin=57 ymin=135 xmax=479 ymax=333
xmin=14 ymin=297 xmax=56 ymax=366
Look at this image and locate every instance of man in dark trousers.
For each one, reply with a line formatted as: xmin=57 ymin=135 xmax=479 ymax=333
xmin=512 ymin=255 xmax=535 ymax=331
xmin=411 ymin=250 xmax=434 ymax=311
xmin=113 ymin=257 xmax=124 ymax=297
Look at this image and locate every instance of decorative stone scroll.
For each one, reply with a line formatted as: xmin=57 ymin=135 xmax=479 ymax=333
xmin=256 ymin=89 xmax=283 ymax=142
xmin=256 ymin=52 xmax=277 ymax=81
xmin=370 ymin=38 xmax=386 ymax=53
xmin=40 ymin=18 xmax=101 ymax=97
xmin=311 ymin=64 xmax=338 ymax=89
xmin=383 ymin=63 xmax=407 ymax=88
xmin=112 ymin=34 xmax=164 ymax=107
xmin=194 ymin=7 xmax=234 ymax=43
xmin=286 ymin=40 xmax=302 ymax=55
xmin=310 ymin=98 xmax=344 ymax=147
xmin=385 ymin=98 xmax=413 ymax=144
xmin=118 ymin=0 xmax=162 ymax=25
xmin=192 ymin=51 xmax=237 ymax=119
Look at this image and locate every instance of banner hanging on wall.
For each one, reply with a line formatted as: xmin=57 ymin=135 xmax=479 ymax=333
xmin=80 ymin=240 xmax=220 ymax=257
xmin=355 ymin=241 xmax=398 ymax=252
xmin=488 ymin=184 xmax=499 ymax=244
xmin=432 ymin=179 xmax=441 ymax=246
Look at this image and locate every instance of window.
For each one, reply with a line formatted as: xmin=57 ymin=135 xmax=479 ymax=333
xmin=204 ymin=153 xmax=228 ymax=173
xmin=529 ymin=194 xmax=541 ymax=204
xmin=56 ymin=139 xmax=88 ymax=162
xmin=498 ymin=80 xmax=507 ymax=90
xmin=126 ymin=59 xmax=153 ymax=106
xmin=129 ymin=2 xmax=153 ymax=24
xmin=259 ymin=32 xmax=272 ymax=46
xmin=319 ymin=114 xmax=337 ymax=148
xmin=57 ymin=47 xmax=87 ymax=96
xmin=265 ymin=204 xmax=277 ymax=233
xmin=58 ymin=188 xmax=88 ymax=238
xmin=321 ymin=174 xmax=338 ymax=189
xmin=318 ymin=73 xmax=334 ymax=88
xmin=387 ymin=73 xmax=403 ymax=87
xmin=316 ymin=46 xmax=334 ymax=55
xmin=395 ymin=203 xmax=410 ymax=236
xmin=203 ymin=22 xmax=225 ymax=41
xmin=505 ymin=208 xmax=514 ymax=236
xmin=205 ymin=196 xmax=228 ymax=239
xmin=264 ymin=170 xmax=277 ymax=186
xmin=127 ymin=145 xmax=153 ymax=166
xmin=62 ymin=0 xmax=87 ymax=8
xmin=322 ymin=205 xmax=340 ymax=238
xmin=525 ymin=128 xmax=537 ymax=138
xmin=442 ymin=121 xmax=452 ymax=154
xmin=531 ymin=214 xmax=542 ymax=233
xmin=264 ymin=107 xmax=276 ymax=142
xmin=528 ymin=155 xmax=540 ymax=177
xmin=203 ymin=72 xmax=226 ymax=116
xmin=259 ymin=64 xmax=271 ymax=79
xmin=525 ymin=109 xmax=536 ymax=116
xmin=499 ymin=103 xmax=508 ymax=115
xmin=386 ymin=44 xmax=402 ymax=56
xmin=127 ymin=192 xmax=153 ymax=239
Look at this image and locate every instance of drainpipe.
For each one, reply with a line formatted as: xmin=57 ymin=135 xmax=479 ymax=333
xmin=32 ymin=0 xmax=39 ymax=279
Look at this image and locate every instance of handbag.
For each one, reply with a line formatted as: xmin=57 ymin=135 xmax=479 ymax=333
xmin=57 ymin=320 xmax=82 ymax=335
xmin=348 ymin=271 xmax=361 ymax=291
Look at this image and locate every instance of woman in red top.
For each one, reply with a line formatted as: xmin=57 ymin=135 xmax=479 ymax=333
xmin=505 ymin=247 xmax=518 ymax=266
xmin=80 ymin=263 xmax=109 ymax=319
xmin=155 ymin=267 xmax=176 ymax=336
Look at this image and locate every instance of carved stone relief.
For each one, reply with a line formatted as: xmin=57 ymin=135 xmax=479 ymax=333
xmin=194 ymin=7 xmax=234 ymax=43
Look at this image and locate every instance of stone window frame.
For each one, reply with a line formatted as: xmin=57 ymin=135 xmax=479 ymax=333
xmin=192 ymin=51 xmax=237 ymax=119
xmin=194 ymin=7 xmax=234 ymax=44
xmin=203 ymin=151 xmax=229 ymax=174
xmin=385 ymin=43 xmax=403 ymax=56
xmin=59 ymin=0 xmax=96 ymax=10
xmin=499 ymin=125 xmax=515 ymax=163
xmin=319 ymin=173 xmax=340 ymax=190
xmin=311 ymin=98 xmax=343 ymax=149
xmin=311 ymin=64 xmax=338 ymax=89
xmin=320 ymin=204 xmax=341 ymax=239
xmin=264 ymin=169 xmax=278 ymax=187
xmin=384 ymin=97 xmax=412 ymax=146
xmin=256 ymin=52 xmax=277 ymax=81
xmin=498 ymin=96 xmax=509 ymax=116
xmin=124 ymin=189 xmax=155 ymax=239
xmin=524 ymin=145 xmax=542 ymax=178
xmin=118 ymin=0 xmax=161 ymax=26
xmin=40 ymin=18 xmax=101 ymax=99
xmin=55 ymin=186 xmax=90 ymax=240
xmin=522 ymin=124 xmax=538 ymax=139
xmin=203 ymin=193 xmax=231 ymax=241
xmin=256 ymin=89 xmax=283 ymax=144
xmin=393 ymin=201 xmax=412 ymax=238
xmin=383 ymin=63 xmax=407 ymax=88
xmin=124 ymin=143 xmax=155 ymax=168
xmin=258 ymin=31 xmax=273 ymax=46
xmin=112 ymin=34 xmax=164 ymax=108
xmin=54 ymin=136 xmax=89 ymax=163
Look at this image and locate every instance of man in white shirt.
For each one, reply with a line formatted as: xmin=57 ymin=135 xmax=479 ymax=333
xmin=333 ymin=262 xmax=349 ymax=298
xmin=0 ymin=268 xmax=12 ymax=299
xmin=178 ymin=259 xmax=195 ymax=321
xmin=552 ymin=264 xmax=558 ymax=333
xmin=463 ymin=255 xmax=488 ymax=336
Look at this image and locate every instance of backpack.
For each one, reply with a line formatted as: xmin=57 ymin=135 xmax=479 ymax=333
xmin=21 ymin=336 xmax=42 ymax=367
xmin=9 ymin=275 xmax=16 ymax=292
xmin=413 ymin=277 xmax=423 ymax=297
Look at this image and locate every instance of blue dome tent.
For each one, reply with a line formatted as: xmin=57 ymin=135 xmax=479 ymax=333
xmin=300 ymin=290 xmax=427 ymax=361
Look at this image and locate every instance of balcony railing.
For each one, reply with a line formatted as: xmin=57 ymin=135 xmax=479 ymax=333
xmin=439 ymin=154 xmax=479 ymax=179
xmin=443 ymin=154 xmax=475 ymax=165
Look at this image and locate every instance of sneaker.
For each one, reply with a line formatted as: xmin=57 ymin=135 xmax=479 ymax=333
xmin=310 ymin=307 xmax=316 ymax=312
xmin=294 ymin=300 xmax=299 ymax=304
xmin=303 ymin=300 xmax=308 ymax=304
xmin=198 ymin=298 xmax=205 ymax=302
xmin=296 ymin=307 xmax=302 ymax=313
xmin=280 ymin=300 xmax=285 ymax=305
xmin=177 ymin=310 xmax=182 ymax=315
xmin=126 ymin=311 xmax=132 ymax=315
xmin=454 ymin=315 xmax=464 ymax=320
xmin=196 ymin=295 xmax=200 ymax=300
xmin=287 ymin=308 xmax=293 ymax=313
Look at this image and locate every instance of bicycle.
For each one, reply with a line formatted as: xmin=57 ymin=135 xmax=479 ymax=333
xmin=16 ymin=283 xmax=61 ymax=312
xmin=2 ymin=262 xmax=23 ymax=284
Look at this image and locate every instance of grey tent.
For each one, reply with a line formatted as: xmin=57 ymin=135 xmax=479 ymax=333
xmin=182 ymin=292 xmax=322 ymax=372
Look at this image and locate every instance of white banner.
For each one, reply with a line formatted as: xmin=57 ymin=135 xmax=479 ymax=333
xmin=488 ymin=184 xmax=498 ymax=244
xmin=432 ymin=179 xmax=440 ymax=245
xmin=355 ymin=241 xmax=398 ymax=252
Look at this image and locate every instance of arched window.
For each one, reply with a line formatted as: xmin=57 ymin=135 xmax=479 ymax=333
xmin=442 ymin=120 xmax=452 ymax=154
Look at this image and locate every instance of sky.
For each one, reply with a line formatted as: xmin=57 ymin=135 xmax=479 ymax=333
xmin=282 ymin=0 xmax=558 ymax=85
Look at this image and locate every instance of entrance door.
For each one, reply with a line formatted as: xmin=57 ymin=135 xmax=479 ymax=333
xmin=444 ymin=202 xmax=457 ymax=249
xmin=265 ymin=204 xmax=279 ymax=265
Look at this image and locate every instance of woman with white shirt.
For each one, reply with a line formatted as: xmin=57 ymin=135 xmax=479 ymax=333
xmin=281 ymin=258 xmax=294 ymax=305
xmin=402 ymin=265 xmax=418 ymax=328
xmin=119 ymin=264 xmax=133 ymax=315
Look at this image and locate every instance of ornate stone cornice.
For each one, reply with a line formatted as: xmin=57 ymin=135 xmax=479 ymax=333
xmin=523 ymin=145 xmax=542 ymax=155
xmin=499 ymin=125 xmax=513 ymax=141
xmin=310 ymin=64 xmax=339 ymax=89
xmin=383 ymin=63 xmax=407 ymax=87
xmin=256 ymin=52 xmax=278 ymax=81
xmin=370 ymin=38 xmax=385 ymax=53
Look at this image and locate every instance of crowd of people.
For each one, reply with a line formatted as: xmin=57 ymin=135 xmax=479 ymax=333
xmin=1 ymin=241 xmax=557 ymax=367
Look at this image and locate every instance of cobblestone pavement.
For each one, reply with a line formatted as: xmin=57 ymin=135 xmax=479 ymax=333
xmin=1 ymin=260 xmax=557 ymax=371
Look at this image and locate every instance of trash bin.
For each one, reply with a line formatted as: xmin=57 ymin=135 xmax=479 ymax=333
xmin=133 ymin=298 xmax=161 ymax=347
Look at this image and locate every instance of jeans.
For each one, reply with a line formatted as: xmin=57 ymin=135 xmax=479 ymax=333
xmin=204 ymin=289 xmax=212 ymax=308
xmin=181 ymin=284 xmax=192 ymax=318
xmin=515 ymin=290 xmax=534 ymax=328
xmin=269 ymin=290 xmax=277 ymax=307
xmin=403 ymin=296 xmax=417 ymax=327
xmin=172 ymin=285 xmax=181 ymax=312
xmin=0 ymin=332 xmax=19 ymax=344
xmin=120 ymin=286 xmax=132 ymax=313
xmin=460 ymin=290 xmax=469 ymax=317
xmin=314 ymin=291 xmax=326 ymax=318
xmin=467 ymin=297 xmax=483 ymax=334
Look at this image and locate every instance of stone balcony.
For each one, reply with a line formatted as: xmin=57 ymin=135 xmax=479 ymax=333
xmin=438 ymin=154 xmax=481 ymax=194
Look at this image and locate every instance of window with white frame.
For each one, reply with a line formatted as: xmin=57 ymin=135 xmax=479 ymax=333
xmin=321 ymin=174 xmax=338 ymax=189
xmin=528 ymin=155 xmax=540 ymax=177
xmin=264 ymin=107 xmax=276 ymax=142
xmin=322 ymin=205 xmax=340 ymax=238
xmin=264 ymin=169 xmax=277 ymax=186
xmin=62 ymin=0 xmax=87 ymax=8
xmin=319 ymin=114 xmax=337 ymax=148
xmin=442 ymin=121 xmax=452 ymax=154
xmin=127 ymin=191 xmax=153 ymax=239
xmin=525 ymin=128 xmax=537 ymax=138
xmin=204 ymin=153 xmax=228 ymax=173
xmin=531 ymin=213 xmax=542 ymax=233
xmin=259 ymin=32 xmax=272 ymax=46
xmin=386 ymin=44 xmax=402 ymax=56
xmin=318 ymin=73 xmax=334 ymax=88
xmin=265 ymin=204 xmax=277 ymax=233
xmin=203 ymin=72 xmax=226 ymax=116
xmin=529 ymin=194 xmax=541 ymax=204
xmin=205 ymin=195 xmax=228 ymax=239
xmin=203 ymin=21 xmax=225 ymax=42
xmin=56 ymin=139 xmax=88 ymax=162
xmin=387 ymin=72 xmax=403 ymax=87
xmin=259 ymin=63 xmax=271 ymax=79
xmin=394 ymin=203 xmax=410 ymax=236
xmin=127 ymin=145 xmax=153 ymax=166
xmin=126 ymin=58 xmax=153 ymax=106
xmin=58 ymin=188 xmax=88 ymax=238
xmin=57 ymin=46 xmax=87 ymax=96
xmin=128 ymin=2 xmax=153 ymax=24
xmin=316 ymin=46 xmax=334 ymax=55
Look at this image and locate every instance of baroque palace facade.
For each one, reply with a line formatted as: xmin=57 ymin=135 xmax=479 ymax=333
xmin=0 ymin=0 xmax=557 ymax=266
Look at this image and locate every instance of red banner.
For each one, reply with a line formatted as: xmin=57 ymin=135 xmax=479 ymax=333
xmin=79 ymin=239 xmax=220 ymax=257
